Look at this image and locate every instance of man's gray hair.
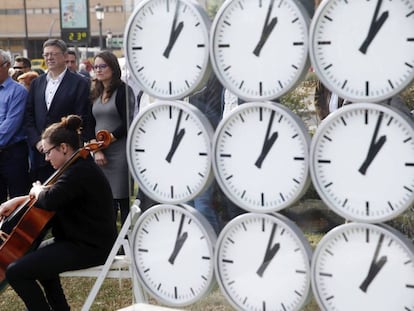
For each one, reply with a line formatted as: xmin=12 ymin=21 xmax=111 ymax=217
xmin=43 ymin=39 xmax=68 ymax=53
xmin=0 ymin=49 xmax=11 ymax=64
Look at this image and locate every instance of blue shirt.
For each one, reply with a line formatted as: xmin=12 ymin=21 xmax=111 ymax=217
xmin=0 ymin=77 xmax=28 ymax=148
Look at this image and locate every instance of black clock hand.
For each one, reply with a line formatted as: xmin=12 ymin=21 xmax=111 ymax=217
xmin=359 ymin=0 xmax=389 ymax=54
xmin=359 ymin=112 xmax=386 ymax=175
xmin=253 ymin=0 xmax=278 ymax=57
xmin=168 ymin=213 xmax=188 ymax=265
xmin=255 ymin=110 xmax=278 ymax=169
xmin=163 ymin=0 xmax=184 ymax=58
xmin=166 ymin=109 xmax=186 ymax=163
xmin=359 ymin=233 xmax=387 ymax=292
xmin=256 ymin=223 xmax=280 ymax=277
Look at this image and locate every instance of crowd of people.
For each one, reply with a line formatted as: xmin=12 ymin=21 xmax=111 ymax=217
xmin=0 ymin=38 xmax=237 ymax=310
xmin=0 ymin=39 xmax=133 ymax=310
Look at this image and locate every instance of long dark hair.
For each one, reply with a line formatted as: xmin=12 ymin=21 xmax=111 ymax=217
xmin=90 ymin=50 xmax=122 ymax=102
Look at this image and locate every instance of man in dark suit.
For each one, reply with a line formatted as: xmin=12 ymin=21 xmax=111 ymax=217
xmin=25 ymin=39 xmax=94 ymax=182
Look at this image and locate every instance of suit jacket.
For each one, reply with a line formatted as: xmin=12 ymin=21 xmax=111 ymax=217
xmin=314 ymin=80 xmax=345 ymax=120
xmin=188 ymin=74 xmax=223 ymax=129
xmin=25 ymin=69 xmax=94 ymax=171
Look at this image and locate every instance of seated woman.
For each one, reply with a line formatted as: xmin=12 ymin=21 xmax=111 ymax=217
xmin=0 ymin=114 xmax=117 ymax=311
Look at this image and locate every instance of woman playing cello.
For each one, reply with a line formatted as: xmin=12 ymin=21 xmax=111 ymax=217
xmin=0 ymin=115 xmax=117 ymax=311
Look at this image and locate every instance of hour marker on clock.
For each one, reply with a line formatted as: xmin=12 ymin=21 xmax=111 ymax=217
xmin=318 ymin=159 xmax=331 ymax=164
xmin=318 ymin=40 xmax=331 ymax=45
xmin=323 ymin=15 xmax=332 ymax=22
xmin=319 ymin=272 xmax=333 ymax=277
xmin=324 ymin=64 xmax=332 ymax=70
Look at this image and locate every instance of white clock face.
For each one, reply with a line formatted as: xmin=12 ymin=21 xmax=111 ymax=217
xmin=124 ymin=0 xmax=211 ymax=99
xmin=215 ymin=212 xmax=312 ymax=311
xmin=309 ymin=0 xmax=414 ymax=102
xmin=132 ymin=204 xmax=216 ymax=306
xmin=210 ymin=0 xmax=310 ymax=101
xmin=127 ymin=101 xmax=214 ymax=204
xmin=213 ymin=102 xmax=311 ymax=213
xmin=312 ymin=223 xmax=414 ymax=311
xmin=310 ymin=103 xmax=414 ymax=223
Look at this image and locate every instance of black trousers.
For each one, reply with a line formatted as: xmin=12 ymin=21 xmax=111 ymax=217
xmin=0 ymin=141 xmax=30 ymax=202
xmin=6 ymin=238 xmax=108 ymax=311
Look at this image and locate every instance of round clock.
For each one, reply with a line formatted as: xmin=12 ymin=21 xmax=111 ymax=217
xmin=309 ymin=0 xmax=414 ymax=102
xmin=124 ymin=0 xmax=211 ymax=100
xmin=212 ymin=101 xmax=311 ymax=213
xmin=311 ymin=222 xmax=414 ymax=311
xmin=210 ymin=0 xmax=311 ymax=101
xmin=131 ymin=203 xmax=217 ymax=307
xmin=310 ymin=102 xmax=414 ymax=223
xmin=127 ymin=100 xmax=214 ymax=204
xmin=215 ymin=212 xmax=313 ymax=311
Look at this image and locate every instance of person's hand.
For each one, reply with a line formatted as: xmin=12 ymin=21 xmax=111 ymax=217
xmin=0 ymin=196 xmax=28 ymax=219
xmin=93 ymin=150 xmax=107 ymax=166
xmin=29 ymin=181 xmax=47 ymax=200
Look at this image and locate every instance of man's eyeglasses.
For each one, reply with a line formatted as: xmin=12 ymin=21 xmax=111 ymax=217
xmin=13 ymin=66 xmax=27 ymax=70
xmin=0 ymin=61 xmax=9 ymax=67
xmin=43 ymin=145 xmax=57 ymax=156
xmin=93 ymin=64 xmax=108 ymax=70
xmin=42 ymin=52 xmax=63 ymax=58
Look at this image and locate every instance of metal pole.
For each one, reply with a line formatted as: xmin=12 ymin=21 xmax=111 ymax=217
xmin=99 ymin=20 xmax=103 ymax=50
xmin=95 ymin=4 xmax=104 ymax=50
xmin=23 ymin=0 xmax=29 ymax=56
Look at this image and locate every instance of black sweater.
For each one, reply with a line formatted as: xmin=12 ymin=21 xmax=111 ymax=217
xmin=36 ymin=156 xmax=117 ymax=252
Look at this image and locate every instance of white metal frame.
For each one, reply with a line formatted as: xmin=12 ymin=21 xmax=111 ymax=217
xmin=60 ymin=200 xmax=147 ymax=310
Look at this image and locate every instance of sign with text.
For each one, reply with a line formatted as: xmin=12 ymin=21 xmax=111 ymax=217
xmin=60 ymin=0 xmax=90 ymax=45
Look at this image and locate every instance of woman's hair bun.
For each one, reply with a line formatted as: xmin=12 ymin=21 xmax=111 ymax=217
xmin=61 ymin=115 xmax=83 ymax=133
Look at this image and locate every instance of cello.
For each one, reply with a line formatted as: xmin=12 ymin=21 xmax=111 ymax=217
xmin=0 ymin=130 xmax=111 ymax=289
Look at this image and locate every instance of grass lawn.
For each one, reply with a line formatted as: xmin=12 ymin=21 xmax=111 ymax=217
xmin=0 ymin=274 xmax=322 ymax=311
xmin=0 ymin=232 xmax=324 ymax=311
xmin=3 ymin=196 xmax=413 ymax=310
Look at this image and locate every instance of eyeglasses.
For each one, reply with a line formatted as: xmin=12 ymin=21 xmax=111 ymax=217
xmin=93 ymin=64 xmax=108 ymax=70
xmin=43 ymin=145 xmax=58 ymax=156
xmin=13 ymin=66 xmax=27 ymax=70
xmin=42 ymin=52 xmax=63 ymax=58
xmin=0 ymin=61 xmax=9 ymax=67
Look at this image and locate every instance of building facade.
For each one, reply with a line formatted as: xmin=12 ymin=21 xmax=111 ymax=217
xmin=0 ymin=0 xmax=135 ymax=59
